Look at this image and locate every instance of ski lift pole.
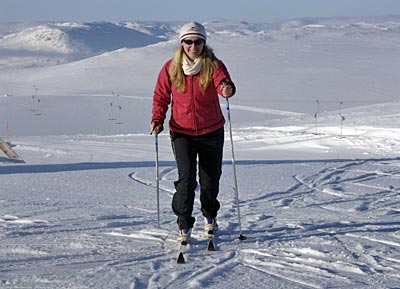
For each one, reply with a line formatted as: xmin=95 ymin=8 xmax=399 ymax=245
xmin=155 ymin=134 xmax=161 ymax=228
xmin=226 ymin=98 xmax=247 ymax=241
xmin=314 ymin=99 xmax=319 ymax=134
xmin=339 ymin=101 xmax=345 ymax=138
xmin=6 ymin=120 xmax=9 ymax=143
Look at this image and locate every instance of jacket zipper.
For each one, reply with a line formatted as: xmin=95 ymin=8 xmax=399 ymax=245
xmin=190 ymin=75 xmax=198 ymax=133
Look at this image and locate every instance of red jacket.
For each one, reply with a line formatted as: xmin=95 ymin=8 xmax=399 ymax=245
xmin=152 ymin=59 xmax=235 ymax=136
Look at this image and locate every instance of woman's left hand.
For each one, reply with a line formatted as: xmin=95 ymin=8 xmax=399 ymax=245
xmin=221 ymin=83 xmax=233 ymax=98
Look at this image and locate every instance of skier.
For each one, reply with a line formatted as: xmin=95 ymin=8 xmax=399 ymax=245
xmin=150 ymin=21 xmax=236 ymax=242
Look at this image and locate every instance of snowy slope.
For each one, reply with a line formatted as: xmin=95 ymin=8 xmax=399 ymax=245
xmin=0 ymin=22 xmax=164 ymax=68
xmin=1 ymin=17 xmax=400 ymax=289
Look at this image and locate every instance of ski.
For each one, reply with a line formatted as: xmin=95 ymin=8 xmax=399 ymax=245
xmin=176 ymin=240 xmax=188 ymax=264
xmin=176 ymin=231 xmax=216 ymax=264
xmin=207 ymin=229 xmax=216 ymax=251
xmin=207 ymin=239 xmax=215 ymax=251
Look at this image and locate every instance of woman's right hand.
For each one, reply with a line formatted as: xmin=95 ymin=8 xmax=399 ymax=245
xmin=150 ymin=121 xmax=163 ymax=135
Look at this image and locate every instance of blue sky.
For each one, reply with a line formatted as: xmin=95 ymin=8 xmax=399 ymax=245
xmin=1 ymin=0 xmax=400 ymax=22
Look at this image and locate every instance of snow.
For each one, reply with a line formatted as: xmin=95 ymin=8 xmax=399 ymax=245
xmin=0 ymin=22 xmax=164 ymax=68
xmin=1 ymin=18 xmax=400 ymax=288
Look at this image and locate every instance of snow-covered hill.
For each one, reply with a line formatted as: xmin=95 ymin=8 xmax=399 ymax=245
xmin=1 ymin=17 xmax=400 ymax=122
xmin=2 ymin=17 xmax=400 ymax=69
xmin=1 ymin=17 xmax=400 ymax=289
xmin=0 ymin=22 xmax=164 ymax=68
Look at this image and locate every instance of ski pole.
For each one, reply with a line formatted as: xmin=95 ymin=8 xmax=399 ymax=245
xmin=155 ymin=134 xmax=161 ymax=228
xmin=226 ymin=98 xmax=247 ymax=241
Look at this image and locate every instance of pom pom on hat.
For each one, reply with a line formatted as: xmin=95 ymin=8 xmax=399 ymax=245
xmin=179 ymin=21 xmax=207 ymax=42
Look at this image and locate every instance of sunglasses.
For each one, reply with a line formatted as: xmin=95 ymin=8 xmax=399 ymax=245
xmin=182 ymin=39 xmax=205 ymax=46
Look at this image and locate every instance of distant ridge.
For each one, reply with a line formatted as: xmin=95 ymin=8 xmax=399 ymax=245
xmin=0 ymin=17 xmax=399 ymax=68
xmin=0 ymin=22 xmax=165 ymax=68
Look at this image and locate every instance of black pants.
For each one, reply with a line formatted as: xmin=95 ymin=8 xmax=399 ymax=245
xmin=170 ymin=127 xmax=224 ymax=230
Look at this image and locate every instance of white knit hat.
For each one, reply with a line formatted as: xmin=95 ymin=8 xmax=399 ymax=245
xmin=179 ymin=21 xmax=207 ymax=42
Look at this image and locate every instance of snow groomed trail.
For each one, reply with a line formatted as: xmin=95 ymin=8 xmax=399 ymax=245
xmin=1 ymin=135 xmax=400 ymax=288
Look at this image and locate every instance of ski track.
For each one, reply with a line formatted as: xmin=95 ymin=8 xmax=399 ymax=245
xmin=230 ymin=159 xmax=400 ymax=289
xmin=114 ymin=158 xmax=400 ymax=288
xmin=1 ymin=141 xmax=400 ymax=288
xmin=106 ymin=161 xmax=400 ymax=288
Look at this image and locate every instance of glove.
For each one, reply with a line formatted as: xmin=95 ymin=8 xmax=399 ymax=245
xmin=221 ymin=82 xmax=234 ymax=98
xmin=150 ymin=121 xmax=163 ymax=135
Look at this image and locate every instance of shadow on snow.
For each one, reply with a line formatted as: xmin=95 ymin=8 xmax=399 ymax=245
xmin=1 ymin=157 xmax=400 ymax=175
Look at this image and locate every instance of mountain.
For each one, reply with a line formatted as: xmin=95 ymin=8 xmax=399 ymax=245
xmin=0 ymin=22 xmax=165 ymax=68
xmin=1 ymin=17 xmax=400 ymax=69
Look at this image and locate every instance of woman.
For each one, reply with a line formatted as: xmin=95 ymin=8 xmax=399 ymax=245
xmin=150 ymin=21 xmax=235 ymax=242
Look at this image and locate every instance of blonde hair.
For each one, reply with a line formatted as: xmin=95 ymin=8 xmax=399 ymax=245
xmin=169 ymin=45 xmax=219 ymax=93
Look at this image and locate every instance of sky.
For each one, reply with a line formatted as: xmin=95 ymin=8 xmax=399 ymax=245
xmin=1 ymin=0 xmax=400 ymax=23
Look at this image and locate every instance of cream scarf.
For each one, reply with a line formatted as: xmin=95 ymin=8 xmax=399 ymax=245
xmin=182 ymin=54 xmax=203 ymax=75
